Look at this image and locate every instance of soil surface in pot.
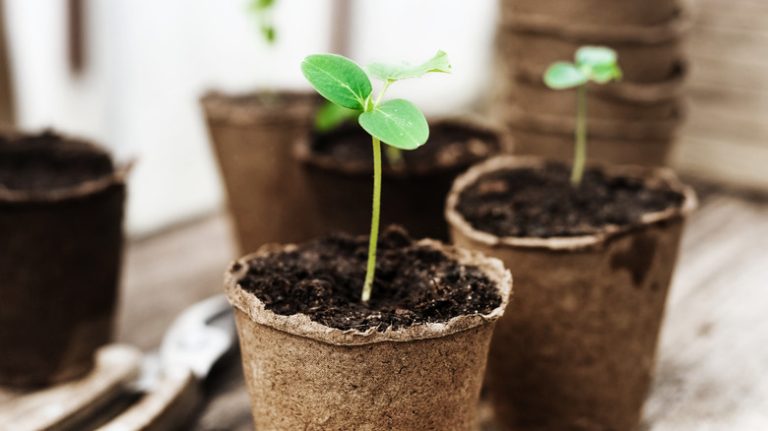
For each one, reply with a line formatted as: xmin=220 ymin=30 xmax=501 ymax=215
xmin=457 ymin=163 xmax=685 ymax=238
xmin=237 ymin=226 xmax=502 ymax=332
xmin=0 ymin=131 xmax=113 ymax=191
xmin=310 ymin=121 xmax=500 ymax=175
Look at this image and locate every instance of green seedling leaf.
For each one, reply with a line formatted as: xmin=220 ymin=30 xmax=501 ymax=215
xmin=315 ymin=101 xmax=359 ymax=132
xmin=575 ymin=46 xmax=617 ymax=68
xmin=368 ymin=50 xmax=451 ymax=82
xmin=544 ymin=62 xmax=587 ymax=89
xmin=250 ymin=0 xmax=275 ymax=11
xmin=358 ymin=99 xmax=428 ymax=150
xmin=590 ymin=63 xmax=622 ymax=83
xmin=301 ymin=54 xmax=373 ymax=110
xmin=261 ymin=25 xmax=276 ymax=43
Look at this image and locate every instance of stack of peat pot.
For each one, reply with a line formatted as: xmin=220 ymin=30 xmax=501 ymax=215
xmin=497 ymin=0 xmax=690 ymax=166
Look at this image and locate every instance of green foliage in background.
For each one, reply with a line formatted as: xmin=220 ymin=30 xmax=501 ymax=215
xmin=249 ymin=0 xmax=277 ymax=44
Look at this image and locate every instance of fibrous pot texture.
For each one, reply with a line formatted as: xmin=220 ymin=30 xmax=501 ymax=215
xmin=0 ymin=131 xmax=126 ymax=388
xmin=225 ymin=229 xmax=512 ymax=431
xmin=445 ymin=156 xmax=696 ymax=431
xmin=202 ymin=90 xmax=320 ymax=253
xmin=500 ymin=0 xmax=682 ymax=27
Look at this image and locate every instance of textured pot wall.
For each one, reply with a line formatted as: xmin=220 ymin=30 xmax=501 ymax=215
xmin=445 ymin=156 xmax=696 ymax=430
xmin=510 ymin=129 xmax=674 ymax=167
xmin=235 ymin=310 xmax=495 ymax=431
xmin=202 ymin=93 xmax=319 ymax=253
xmin=495 ymin=0 xmax=689 ymax=167
xmin=501 ymin=0 xmax=681 ymax=26
xmin=0 ymin=183 xmax=125 ymax=388
xmin=452 ymin=221 xmax=685 ymax=430
xmin=503 ymin=29 xmax=684 ymax=84
xmin=226 ymin=238 xmax=512 ymax=430
xmin=511 ymin=78 xmax=684 ymax=121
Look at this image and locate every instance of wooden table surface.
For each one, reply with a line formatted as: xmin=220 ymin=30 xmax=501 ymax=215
xmin=116 ymin=183 xmax=768 ymax=430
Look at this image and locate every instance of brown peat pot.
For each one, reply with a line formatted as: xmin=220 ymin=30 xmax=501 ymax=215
xmin=201 ymin=91 xmax=320 ymax=253
xmin=501 ymin=0 xmax=682 ymax=27
xmin=294 ymin=117 xmax=509 ymax=241
xmin=506 ymin=105 xmax=683 ymax=166
xmin=225 ymin=230 xmax=512 ymax=430
xmin=0 ymin=131 xmax=126 ymax=388
xmin=445 ymin=156 xmax=696 ymax=431
xmin=510 ymin=67 xmax=686 ymax=121
xmin=498 ymin=14 xmax=690 ymax=84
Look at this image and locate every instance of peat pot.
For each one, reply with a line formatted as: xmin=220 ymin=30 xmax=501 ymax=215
xmin=506 ymin=105 xmax=683 ymax=166
xmin=201 ymin=91 xmax=319 ymax=253
xmin=498 ymin=14 xmax=690 ymax=84
xmin=0 ymin=131 xmax=126 ymax=388
xmin=445 ymin=156 xmax=696 ymax=431
xmin=510 ymin=66 xmax=686 ymax=122
xmin=500 ymin=0 xmax=682 ymax=27
xmin=225 ymin=229 xmax=512 ymax=430
xmin=294 ymin=117 xmax=509 ymax=241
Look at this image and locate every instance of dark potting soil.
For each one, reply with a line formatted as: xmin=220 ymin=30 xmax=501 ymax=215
xmin=0 ymin=131 xmax=114 ymax=192
xmin=310 ymin=121 xmax=500 ymax=174
xmin=237 ymin=226 xmax=502 ymax=332
xmin=457 ymin=162 xmax=685 ymax=238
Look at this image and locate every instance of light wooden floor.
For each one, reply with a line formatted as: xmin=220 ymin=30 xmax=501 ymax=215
xmin=116 ymin=183 xmax=768 ymax=430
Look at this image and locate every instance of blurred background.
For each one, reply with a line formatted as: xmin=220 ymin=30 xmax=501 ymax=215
xmin=3 ymin=0 xmax=499 ymax=235
xmin=4 ymin=0 xmax=765 ymax=237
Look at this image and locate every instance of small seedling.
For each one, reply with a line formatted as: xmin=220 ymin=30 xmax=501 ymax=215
xmin=543 ymin=46 xmax=622 ymax=185
xmin=249 ymin=0 xmax=277 ymax=44
xmin=302 ymin=51 xmax=451 ymax=303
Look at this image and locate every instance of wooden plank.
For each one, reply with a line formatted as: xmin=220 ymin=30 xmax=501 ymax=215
xmin=644 ymin=196 xmax=768 ymax=430
xmin=116 ymin=214 xmax=237 ymax=350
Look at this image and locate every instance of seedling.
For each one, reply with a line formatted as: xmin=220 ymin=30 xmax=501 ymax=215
xmin=543 ymin=46 xmax=622 ymax=185
xmin=249 ymin=0 xmax=277 ymax=44
xmin=302 ymin=51 xmax=451 ymax=303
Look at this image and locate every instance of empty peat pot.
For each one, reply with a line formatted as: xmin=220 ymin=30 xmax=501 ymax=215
xmin=445 ymin=156 xmax=696 ymax=431
xmin=294 ymin=118 xmax=508 ymax=241
xmin=505 ymin=101 xmax=683 ymax=167
xmin=501 ymin=0 xmax=681 ymax=27
xmin=510 ymin=65 xmax=686 ymax=122
xmin=0 ymin=131 xmax=126 ymax=388
xmin=224 ymin=227 xmax=512 ymax=430
xmin=499 ymin=12 xmax=689 ymax=84
xmin=201 ymin=91 xmax=320 ymax=253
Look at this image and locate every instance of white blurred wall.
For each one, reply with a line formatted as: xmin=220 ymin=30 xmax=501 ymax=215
xmin=4 ymin=0 xmax=498 ymax=236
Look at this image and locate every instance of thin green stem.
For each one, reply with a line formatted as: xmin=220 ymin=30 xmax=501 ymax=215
xmin=361 ymin=136 xmax=382 ymax=303
xmin=571 ymin=84 xmax=588 ymax=186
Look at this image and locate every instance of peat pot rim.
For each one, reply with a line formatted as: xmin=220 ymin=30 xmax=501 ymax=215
xmin=200 ymin=89 xmax=319 ymax=127
xmin=293 ymin=115 xmax=511 ymax=178
xmin=225 ymin=238 xmax=512 ymax=346
xmin=514 ymin=61 xmax=689 ymax=105
xmin=503 ymin=7 xmax=692 ymax=44
xmin=505 ymin=106 xmax=684 ymax=141
xmin=0 ymin=132 xmax=130 ymax=204
xmin=445 ymin=155 xmax=697 ymax=251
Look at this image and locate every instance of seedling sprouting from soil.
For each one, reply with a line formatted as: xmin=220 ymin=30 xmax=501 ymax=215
xmin=249 ymin=0 xmax=277 ymax=44
xmin=543 ymin=46 xmax=622 ymax=185
xmin=302 ymin=51 xmax=451 ymax=303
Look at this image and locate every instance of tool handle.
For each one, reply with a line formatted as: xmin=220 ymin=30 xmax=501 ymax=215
xmin=0 ymin=345 xmax=142 ymax=431
xmin=96 ymin=369 xmax=199 ymax=431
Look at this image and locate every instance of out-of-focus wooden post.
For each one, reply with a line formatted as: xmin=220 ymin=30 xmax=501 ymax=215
xmin=68 ymin=0 xmax=85 ymax=75
xmin=330 ymin=0 xmax=352 ymax=56
xmin=0 ymin=0 xmax=15 ymax=127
